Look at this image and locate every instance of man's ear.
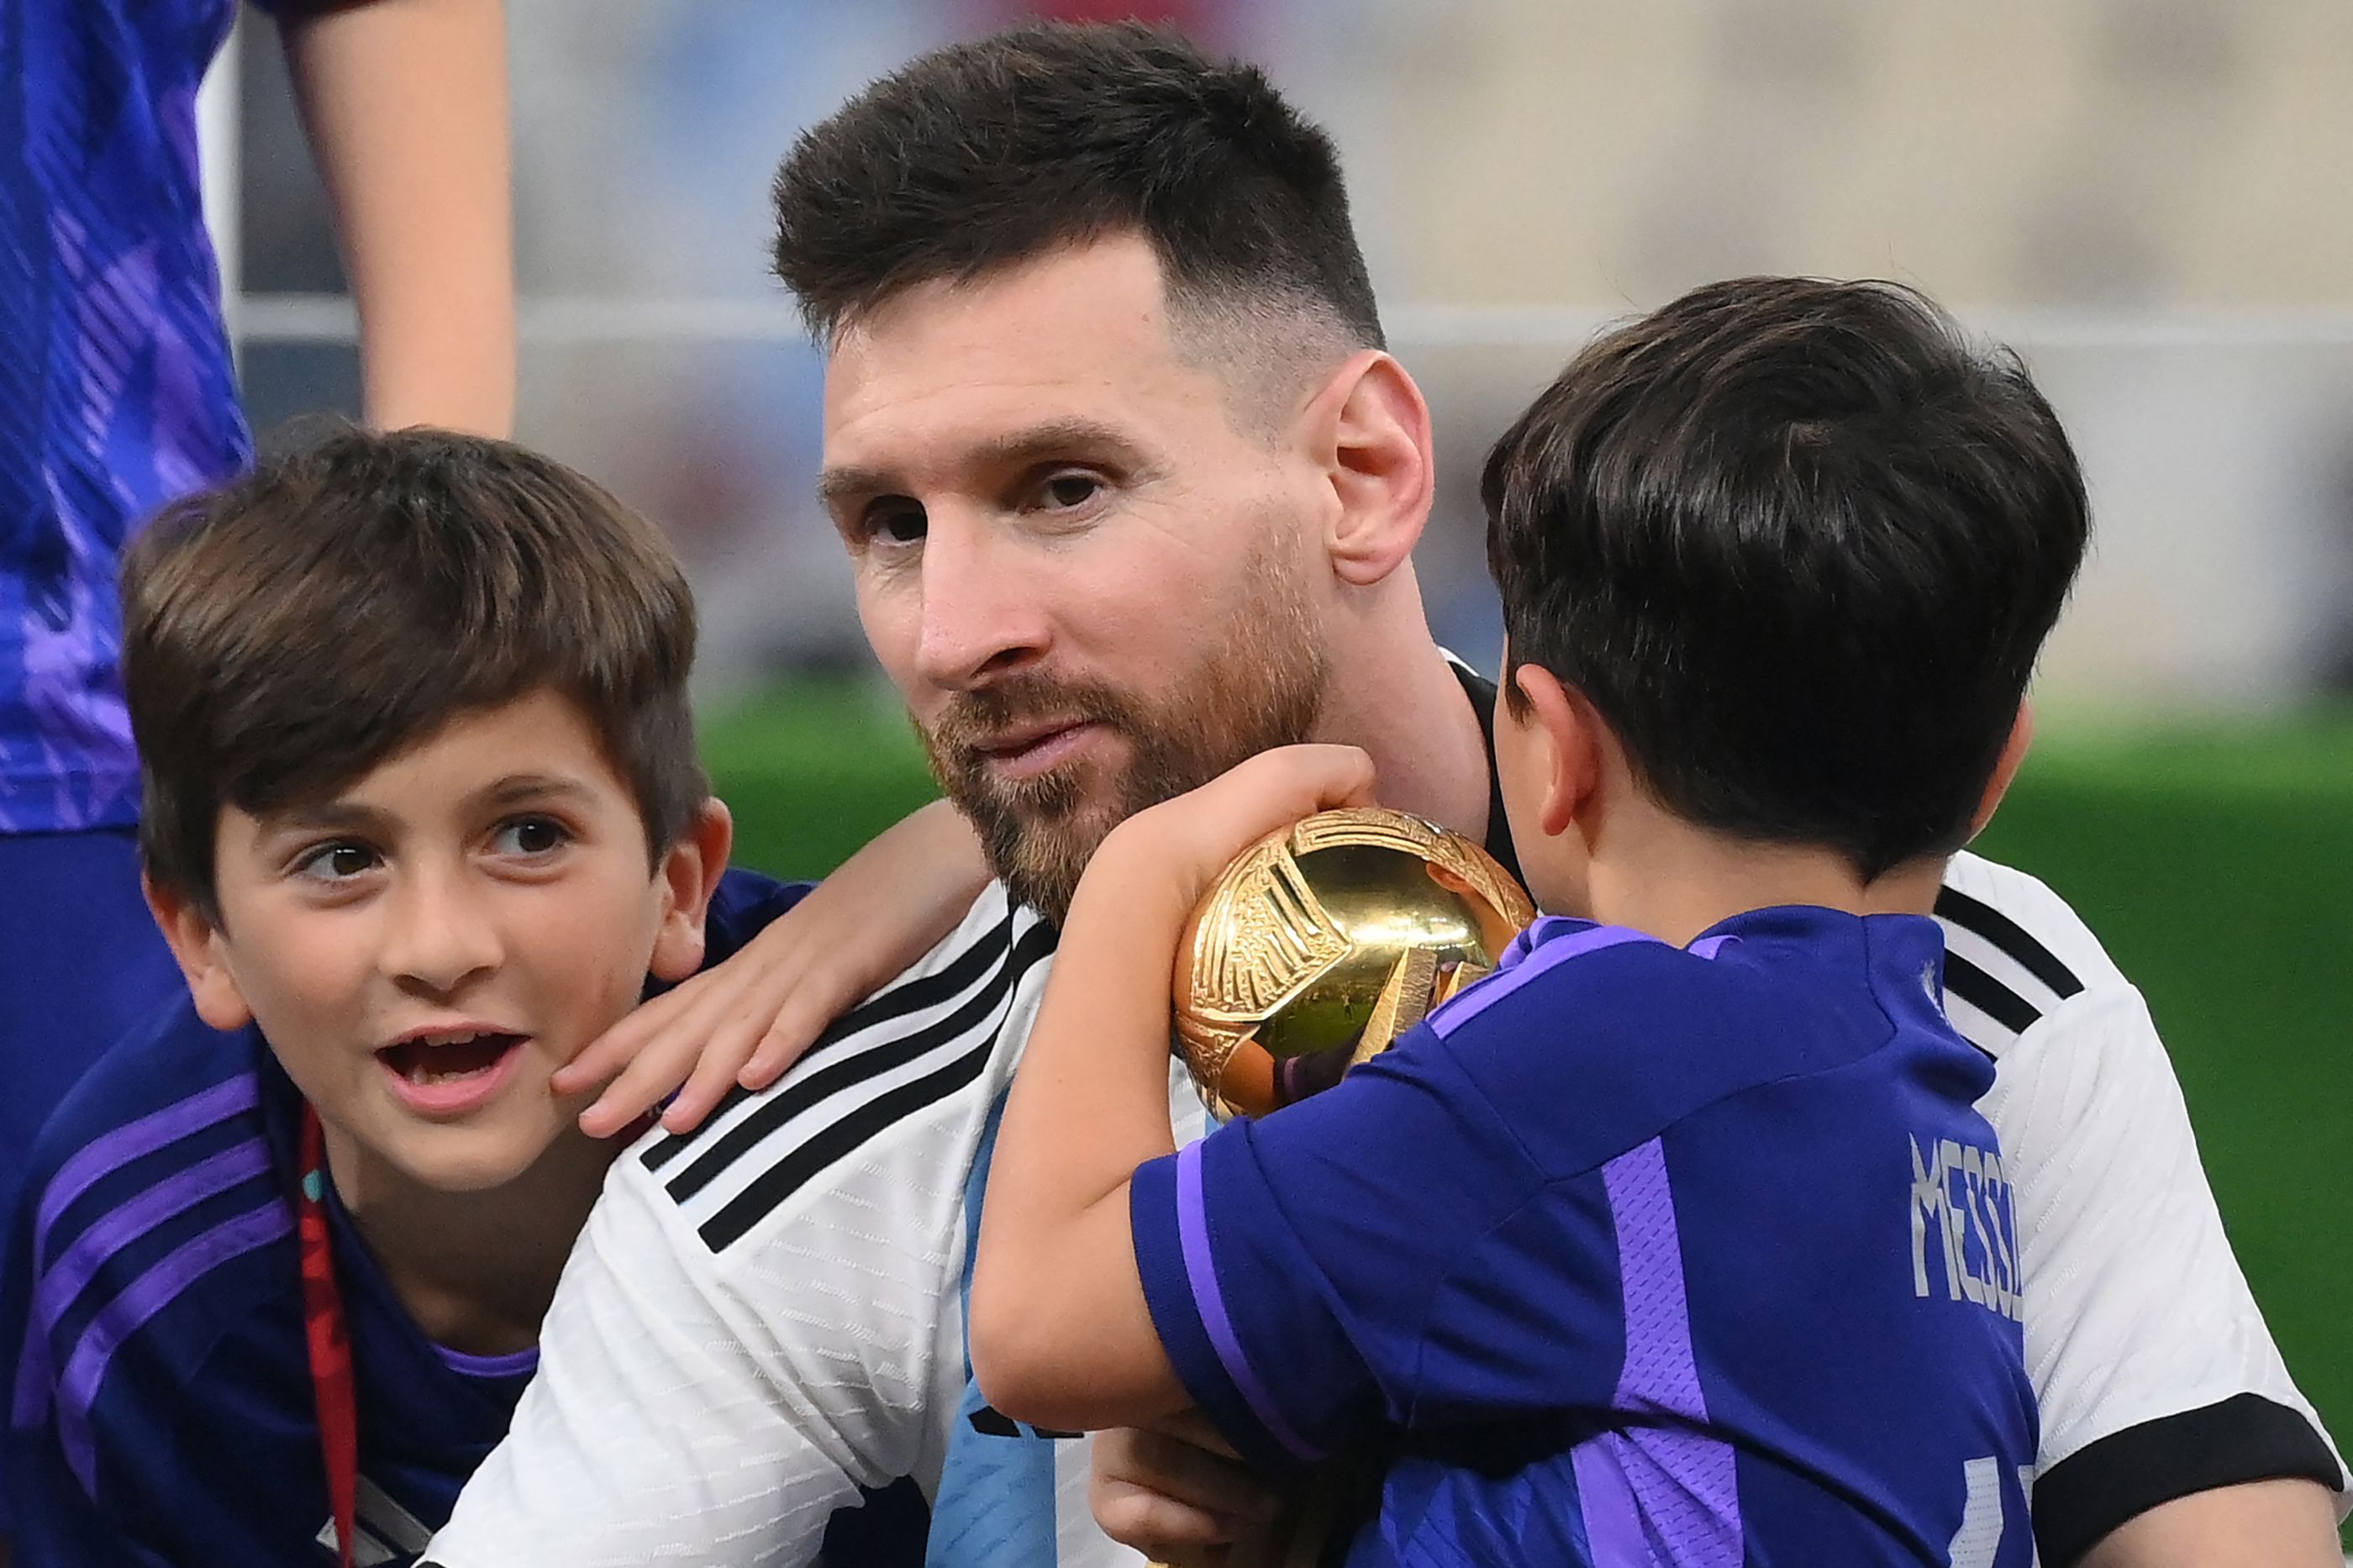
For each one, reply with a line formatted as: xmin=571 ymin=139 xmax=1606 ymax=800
xmin=1309 ymin=350 xmax=1434 ymax=588
xmin=1966 ymin=701 xmax=2035 ymax=842
xmin=1509 ymin=663 xmax=1608 ymax=841
xmin=143 ymin=874 xmax=254 ymax=1033
xmin=648 ymin=797 xmax=734 ymax=983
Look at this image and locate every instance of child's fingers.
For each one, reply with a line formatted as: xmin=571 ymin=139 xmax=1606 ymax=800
xmin=661 ymin=1005 xmax=777 ymax=1132
xmin=552 ymin=987 xmax=678 ymax=1094
xmin=739 ymin=991 xmax=839 ymax=1091
xmin=1090 ymin=1477 xmax=1243 ymax=1554
xmin=580 ymin=1024 xmax=712 ymax=1138
xmin=1277 ymin=741 xmax=1379 ymax=812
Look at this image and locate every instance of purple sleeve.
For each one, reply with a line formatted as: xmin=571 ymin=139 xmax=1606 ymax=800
xmin=1127 ymin=1031 xmax=1545 ymax=1471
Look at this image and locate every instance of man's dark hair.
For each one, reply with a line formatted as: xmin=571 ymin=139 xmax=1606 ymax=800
xmin=123 ymin=425 xmax=706 ymax=921
xmin=771 ymin=21 xmax=1382 ymax=355
xmin=1485 ymin=276 xmax=2089 ymax=879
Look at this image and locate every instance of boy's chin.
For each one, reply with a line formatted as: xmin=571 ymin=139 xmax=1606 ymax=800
xmin=376 ymin=1113 xmax=569 ymax=1194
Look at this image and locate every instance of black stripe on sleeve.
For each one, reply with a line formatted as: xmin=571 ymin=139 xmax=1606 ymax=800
xmin=2032 ymin=1393 xmax=2346 ymax=1568
xmin=640 ymin=908 xmax=1016 ymax=1176
xmin=661 ymin=918 xmax=1047 ymax=1203
xmin=699 ymin=970 xmax=1026 ymax=1250
xmin=1941 ymin=951 xmax=2044 ymax=1036
xmin=692 ymin=922 xmax=1059 ymax=1250
xmin=1934 ymin=886 xmax=2085 ymax=1000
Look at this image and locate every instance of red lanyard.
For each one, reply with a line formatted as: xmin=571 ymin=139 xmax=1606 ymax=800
xmin=298 ymin=1104 xmax=360 ymax=1568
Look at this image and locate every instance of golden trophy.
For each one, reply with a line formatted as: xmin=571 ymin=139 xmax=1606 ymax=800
xmin=1174 ymin=806 xmax=1535 ymax=1123
xmin=1162 ymin=807 xmax=1536 ymax=1568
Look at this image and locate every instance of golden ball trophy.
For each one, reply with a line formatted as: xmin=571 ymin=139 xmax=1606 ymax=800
xmin=1164 ymin=807 xmax=1535 ymax=1567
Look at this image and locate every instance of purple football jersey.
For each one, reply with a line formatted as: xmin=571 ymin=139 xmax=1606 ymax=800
xmin=2 ymin=0 xmax=260 ymax=832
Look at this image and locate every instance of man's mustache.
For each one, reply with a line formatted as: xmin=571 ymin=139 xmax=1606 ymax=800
xmin=925 ymin=676 xmax=1140 ymax=756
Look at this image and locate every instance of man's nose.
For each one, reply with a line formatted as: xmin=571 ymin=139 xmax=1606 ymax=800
xmin=913 ymin=510 xmax=1052 ymax=691
xmin=379 ymin=860 xmax=503 ymax=997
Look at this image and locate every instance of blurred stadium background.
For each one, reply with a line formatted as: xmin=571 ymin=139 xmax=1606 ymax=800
xmin=205 ymin=0 xmax=2350 ymax=1488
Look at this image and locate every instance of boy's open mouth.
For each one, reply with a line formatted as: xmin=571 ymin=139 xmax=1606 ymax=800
xmin=378 ymin=1030 xmax=527 ymax=1092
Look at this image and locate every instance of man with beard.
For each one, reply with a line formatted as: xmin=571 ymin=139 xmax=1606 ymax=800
xmin=428 ymin=24 xmax=2344 ymax=1568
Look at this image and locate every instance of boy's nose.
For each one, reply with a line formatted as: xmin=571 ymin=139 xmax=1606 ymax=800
xmin=380 ymin=863 xmax=503 ymax=995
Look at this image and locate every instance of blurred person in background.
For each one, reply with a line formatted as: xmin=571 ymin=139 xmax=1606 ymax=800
xmin=427 ymin=22 xmax=2343 ymax=1568
xmin=0 ymin=0 xmax=509 ymax=1551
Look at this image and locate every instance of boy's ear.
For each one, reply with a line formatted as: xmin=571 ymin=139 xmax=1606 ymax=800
xmin=1311 ymin=350 xmax=1434 ymax=588
xmin=648 ymin=797 xmax=734 ymax=983
xmin=142 ymin=874 xmax=254 ymax=1033
xmin=1966 ymin=701 xmax=2035 ymax=842
xmin=1508 ymin=664 xmax=1607 ymax=840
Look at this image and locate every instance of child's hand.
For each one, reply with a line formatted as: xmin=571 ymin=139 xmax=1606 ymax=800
xmin=1091 ymin=745 xmax=1379 ymax=915
xmin=555 ymin=801 xmax=988 ymax=1136
xmin=1091 ymin=1413 xmax=1278 ymax=1565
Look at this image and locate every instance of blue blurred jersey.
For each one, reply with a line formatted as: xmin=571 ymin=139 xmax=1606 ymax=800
xmin=1131 ymin=907 xmax=2037 ymax=1567
xmin=0 ymin=0 xmax=311 ymax=832
xmin=3 ymin=870 xmax=810 ymax=1565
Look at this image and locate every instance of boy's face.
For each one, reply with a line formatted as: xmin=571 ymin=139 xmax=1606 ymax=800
xmin=152 ymin=688 xmax=725 ymax=1192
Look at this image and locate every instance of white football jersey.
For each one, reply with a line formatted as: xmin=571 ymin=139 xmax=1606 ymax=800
xmin=429 ymin=859 xmax=2344 ymax=1567
xmin=1934 ymin=850 xmax=2345 ymax=1565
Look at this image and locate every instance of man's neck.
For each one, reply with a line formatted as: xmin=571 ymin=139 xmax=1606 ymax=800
xmin=321 ymin=1120 xmax=617 ymax=1357
xmin=1313 ymin=638 xmax=1490 ymax=843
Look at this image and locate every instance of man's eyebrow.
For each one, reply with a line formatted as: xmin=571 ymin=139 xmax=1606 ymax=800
xmin=816 ymin=417 xmax=1152 ymax=511
xmin=816 ymin=464 xmax=894 ymax=513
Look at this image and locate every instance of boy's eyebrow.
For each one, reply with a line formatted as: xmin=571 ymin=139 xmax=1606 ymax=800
xmin=253 ymin=800 xmax=396 ymax=838
xmin=255 ymin=776 xmax=597 ymax=836
xmin=472 ymin=774 xmax=598 ymax=810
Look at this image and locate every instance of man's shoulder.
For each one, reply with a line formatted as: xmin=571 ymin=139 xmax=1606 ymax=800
xmin=626 ymin=884 xmax=1058 ymax=1258
xmin=1937 ymin=850 xmax=2131 ymax=1058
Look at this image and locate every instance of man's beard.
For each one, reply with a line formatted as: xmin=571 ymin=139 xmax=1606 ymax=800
xmin=917 ymin=551 xmax=1329 ymax=924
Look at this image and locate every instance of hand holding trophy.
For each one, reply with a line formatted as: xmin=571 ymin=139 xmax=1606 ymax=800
xmin=1165 ymin=806 xmax=1534 ymax=1566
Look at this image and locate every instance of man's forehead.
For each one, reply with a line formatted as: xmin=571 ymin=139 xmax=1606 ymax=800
xmin=817 ymin=250 xmax=1227 ymax=485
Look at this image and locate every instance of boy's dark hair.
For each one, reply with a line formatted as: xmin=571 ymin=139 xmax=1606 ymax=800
xmin=124 ymin=425 xmax=705 ymax=920
xmin=771 ymin=21 xmax=1382 ymax=355
xmin=1484 ymin=276 xmax=2089 ymax=879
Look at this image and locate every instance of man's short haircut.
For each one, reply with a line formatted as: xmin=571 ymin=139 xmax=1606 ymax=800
xmin=124 ymin=425 xmax=705 ymax=919
xmin=1485 ymin=276 xmax=2090 ymax=879
xmin=771 ymin=21 xmax=1382 ymax=360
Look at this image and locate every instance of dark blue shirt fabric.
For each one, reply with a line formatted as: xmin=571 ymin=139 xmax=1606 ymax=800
xmin=3 ymin=869 xmax=809 ymax=1565
xmin=1131 ymin=906 xmax=2038 ymax=1566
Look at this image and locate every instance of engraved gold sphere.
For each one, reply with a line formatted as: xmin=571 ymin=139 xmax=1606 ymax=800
xmin=1171 ymin=807 xmax=1536 ymax=1121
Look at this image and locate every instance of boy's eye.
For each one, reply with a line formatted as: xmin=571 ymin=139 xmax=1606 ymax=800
xmin=294 ymin=843 xmax=379 ymax=881
xmin=491 ymin=817 xmax=571 ymax=857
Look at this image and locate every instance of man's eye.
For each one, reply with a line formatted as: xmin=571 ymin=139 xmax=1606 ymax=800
xmin=491 ymin=817 xmax=570 ymax=857
xmin=1038 ymin=471 xmax=1102 ymax=511
xmin=866 ymin=501 xmax=927 ymax=546
xmin=295 ymin=843 xmax=378 ymax=881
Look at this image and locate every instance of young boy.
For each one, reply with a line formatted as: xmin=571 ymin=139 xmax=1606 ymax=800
xmin=0 ymin=429 xmax=972 ymax=1565
xmin=970 ymin=277 xmax=2089 ymax=1565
